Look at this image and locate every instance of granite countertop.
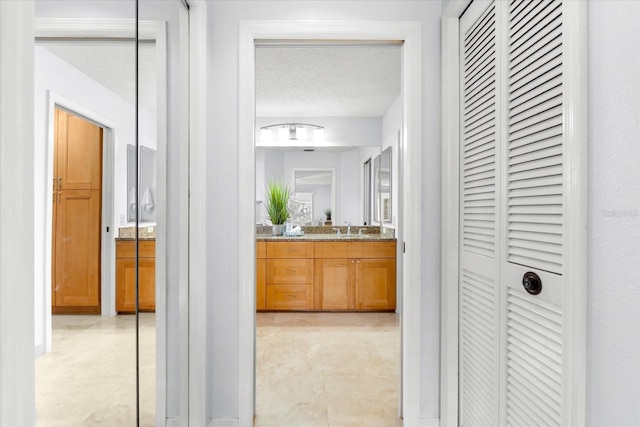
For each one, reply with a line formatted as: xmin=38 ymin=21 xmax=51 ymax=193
xmin=256 ymin=233 xmax=396 ymax=242
xmin=117 ymin=225 xmax=156 ymax=240
xmin=255 ymin=225 xmax=395 ymax=242
xmin=115 ymin=236 xmax=156 ymax=241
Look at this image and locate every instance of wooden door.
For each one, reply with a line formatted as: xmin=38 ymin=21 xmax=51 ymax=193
xmin=356 ymin=259 xmax=396 ymax=310
xmin=52 ymin=108 xmax=102 ymax=313
xmin=315 ymin=258 xmax=355 ymax=310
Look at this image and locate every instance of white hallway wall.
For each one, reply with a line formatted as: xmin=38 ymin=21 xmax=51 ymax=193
xmin=587 ymin=1 xmax=640 ymax=424
xmin=207 ymin=0 xmax=441 ymax=420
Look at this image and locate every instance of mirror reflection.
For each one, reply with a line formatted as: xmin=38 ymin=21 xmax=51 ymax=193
xmin=33 ymin=4 xmax=138 ymax=426
xmin=374 ymin=146 xmax=392 ymax=224
xmin=293 ymin=169 xmax=334 ymax=225
xmin=256 ymin=146 xmax=381 ymax=226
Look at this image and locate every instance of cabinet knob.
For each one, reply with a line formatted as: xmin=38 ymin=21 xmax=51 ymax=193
xmin=522 ymin=271 xmax=542 ymax=295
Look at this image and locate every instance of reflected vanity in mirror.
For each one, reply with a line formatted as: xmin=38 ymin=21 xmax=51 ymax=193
xmin=374 ymin=146 xmax=392 ymax=224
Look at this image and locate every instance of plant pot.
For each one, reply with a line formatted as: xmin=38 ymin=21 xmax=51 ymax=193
xmin=272 ymin=224 xmax=284 ymax=236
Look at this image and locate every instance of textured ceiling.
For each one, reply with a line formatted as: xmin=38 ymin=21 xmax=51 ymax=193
xmin=39 ymin=42 xmax=401 ymax=118
xmin=256 ymin=44 xmax=401 ymax=117
xmin=38 ymin=40 xmax=157 ymax=112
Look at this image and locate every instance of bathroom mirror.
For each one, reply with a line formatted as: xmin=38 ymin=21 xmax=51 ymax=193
xmin=374 ymin=146 xmax=392 ymax=224
xmin=139 ymin=146 xmax=156 ymax=223
xmin=293 ymin=169 xmax=335 ymax=225
xmin=256 ymin=146 xmax=380 ymax=226
xmin=127 ymin=144 xmax=137 ymax=222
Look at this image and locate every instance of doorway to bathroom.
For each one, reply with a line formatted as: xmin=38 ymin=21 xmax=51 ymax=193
xmin=254 ymin=39 xmax=403 ymax=422
xmin=241 ymin=19 xmax=424 ymax=424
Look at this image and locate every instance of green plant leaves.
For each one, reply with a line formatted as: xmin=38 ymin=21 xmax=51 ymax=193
xmin=265 ymin=179 xmax=291 ymax=225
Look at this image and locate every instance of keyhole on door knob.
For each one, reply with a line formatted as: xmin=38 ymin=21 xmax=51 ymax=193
xmin=522 ymin=271 xmax=542 ymax=295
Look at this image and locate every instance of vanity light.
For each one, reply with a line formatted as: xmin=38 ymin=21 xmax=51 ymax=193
xmin=295 ymin=126 xmax=307 ymax=140
xmin=260 ymin=128 xmax=273 ymax=142
xmin=278 ymin=126 xmax=289 ymax=140
xmin=260 ymin=123 xmax=325 ymax=142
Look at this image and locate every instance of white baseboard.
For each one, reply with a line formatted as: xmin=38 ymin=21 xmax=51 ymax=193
xmin=166 ymin=417 xmax=180 ymax=427
xmin=208 ymin=418 xmax=239 ymax=427
xmin=34 ymin=342 xmax=46 ymax=358
xmin=420 ymin=418 xmax=440 ymax=427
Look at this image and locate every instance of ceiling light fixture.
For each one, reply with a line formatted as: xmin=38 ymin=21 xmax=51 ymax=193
xmin=260 ymin=123 xmax=325 ymax=142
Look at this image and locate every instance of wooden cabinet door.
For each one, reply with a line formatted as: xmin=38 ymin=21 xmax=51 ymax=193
xmin=55 ymin=108 xmax=102 ymax=190
xmin=52 ymin=108 xmax=103 ymax=313
xmin=356 ymin=259 xmax=396 ymax=310
xmin=256 ymin=258 xmax=266 ymax=311
xmin=315 ymin=258 xmax=355 ymax=310
xmin=116 ymin=258 xmax=156 ymax=312
xmin=53 ymin=189 xmax=101 ymax=309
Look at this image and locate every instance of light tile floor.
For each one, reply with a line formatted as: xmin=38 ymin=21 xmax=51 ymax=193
xmin=35 ymin=312 xmax=400 ymax=426
xmin=256 ymin=312 xmax=401 ymax=427
xmin=35 ymin=314 xmax=156 ymax=426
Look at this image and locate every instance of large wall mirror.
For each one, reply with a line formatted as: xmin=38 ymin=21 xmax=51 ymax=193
xmin=33 ymin=0 xmax=189 ymax=425
xmin=255 ymin=146 xmax=381 ymax=226
xmin=374 ymin=146 xmax=392 ymax=224
xmin=139 ymin=146 xmax=157 ymax=223
xmin=292 ymin=169 xmax=335 ymax=225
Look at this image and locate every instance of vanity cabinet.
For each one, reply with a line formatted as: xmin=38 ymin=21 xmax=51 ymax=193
xmin=257 ymin=240 xmax=396 ymax=312
xmin=256 ymin=242 xmax=267 ymax=310
xmin=315 ymin=241 xmax=396 ymax=311
xmin=116 ymin=239 xmax=156 ymax=313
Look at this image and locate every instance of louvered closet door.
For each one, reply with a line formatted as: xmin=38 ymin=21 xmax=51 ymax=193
xmin=459 ymin=1 xmax=569 ymax=426
xmin=502 ymin=1 xmax=565 ymax=425
xmin=458 ymin=1 xmax=501 ymax=425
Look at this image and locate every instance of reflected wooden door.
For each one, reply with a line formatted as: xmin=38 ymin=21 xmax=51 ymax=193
xmin=52 ymin=108 xmax=102 ymax=313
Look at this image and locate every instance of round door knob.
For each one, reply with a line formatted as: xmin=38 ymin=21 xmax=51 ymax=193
xmin=522 ymin=271 xmax=542 ymax=295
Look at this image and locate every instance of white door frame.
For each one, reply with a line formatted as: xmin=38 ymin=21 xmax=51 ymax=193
xmin=45 ymin=96 xmax=116 ymax=319
xmin=34 ymin=17 xmax=171 ymax=424
xmin=239 ymin=20 xmax=423 ymax=426
xmin=439 ymin=1 xmax=588 ymax=426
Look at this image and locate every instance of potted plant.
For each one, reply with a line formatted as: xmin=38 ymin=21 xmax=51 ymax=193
xmin=324 ymin=208 xmax=332 ymax=224
xmin=265 ymin=179 xmax=291 ymax=235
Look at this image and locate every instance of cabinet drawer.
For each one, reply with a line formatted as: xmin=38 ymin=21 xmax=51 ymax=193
xmin=267 ymin=241 xmax=314 ymax=258
xmin=314 ymin=242 xmax=357 ymax=258
xmin=267 ymin=259 xmax=314 ymax=284
xmin=266 ymin=284 xmax=314 ymax=310
xmin=360 ymin=241 xmax=396 ymax=259
xmin=116 ymin=239 xmax=156 ymax=259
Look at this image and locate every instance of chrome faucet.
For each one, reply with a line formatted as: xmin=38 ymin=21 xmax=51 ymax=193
xmin=345 ymin=221 xmax=352 ymax=236
xmin=333 ymin=228 xmax=341 ymax=236
xmin=358 ymin=228 xmax=364 ymax=236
